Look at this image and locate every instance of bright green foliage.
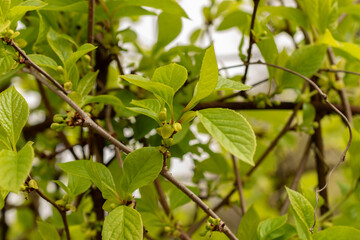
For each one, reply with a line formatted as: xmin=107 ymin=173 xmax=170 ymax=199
xmin=0 ymin=87 xmax=29 ymax=149
xmin=102 ymin=205 xmax=143 ymax=240
xmin=197 ymin=108 xmax=256 ymax=166
xmin=185 ymin=44 xmax=218 ymax=111
xmin=151 ymin=63 xmax=188 ymax=93
xmin=155 ymin=12 xmax=182 ymax=52
xmin=121 ymin=147 xmax=163 ymax=194
xmin=257 ymin=215 xmax=296 ymax=240
xmin=237 ymin=206 xmax=260 ymax=239
xmin=37 ymin=221 xmax=61 ymax=240
xmin=286 ymin=187 xmax=317 ymax=239
xmin=216 ymin=76 xmax=251 ymax=91
xmin=314 ymin=226 xmax=360 ymax=240
xmin=0 ymin=142 xmax=34 ymax=193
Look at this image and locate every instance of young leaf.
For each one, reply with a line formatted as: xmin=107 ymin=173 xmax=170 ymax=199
xmin=121 ymin=147 xmax=163 ymax=194
xmin=65 ymin=43 xmax=96 ymax=71
xmin=0 ymin=142 xmax=34 ymax=193
xmin=151 ymin=63 xmax=188 ymax=93
xmin=314 ymin=226 xmax=360 ymax=240
xmin=128 ymin=99 xmax=162 ymax=124
xmin=154 ymin=12 xmax=182 ymax=52
xmin=122 ymin=0 xmax=188 ymax=18
xmin=0 ymin=191 xmax=8 ymax=209
xmin=197 ymin=108 xmax=256 ymax=166
xmin=68 ymin=174 xmax=92 ymax=196
xmin=8 ymin=0 xmax=47 ymax=24
xmin=102 ymin=205 xmax=143 ymax=240
xmin=82 ymin=95 xmax=124 ymax=108
xmin=47 ymin=28 xmax=73 ymax=64
xmin=184 ymin=44 xmax=218 ymax=111
xmin=85 ymin=161 xmax=120 ymax=202
xmin=278 ymin=44 xmax=327 ymax=89
xmin=120 ymin=75 xmax=174 ymax=111
xmin=76 ymin=71 xmax=99 ymax=97
xmin=286 ymin=187 xmax=316 ymax=239
xmin=37 ymin=221 xmax=61 ymax=240
xmin=237 ymin=205 xmax=260 ymax=239
xmin=57 ymin=160 xmax=90 ymax=179
xmin=0 ymin=86 xmax=29 ymax=148
xmin=215 ymin=76 xmax=251 ymax=91
xmin=257 ymin=215 xmax=287 ymax=240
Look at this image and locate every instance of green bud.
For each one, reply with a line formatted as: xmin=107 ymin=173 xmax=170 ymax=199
xmin=162 ymin=138 xmax=173 ymax=147
xmin=164 ymin=226 xmax=172 ymax=232
xmin=56 ymin=66 xmax=65 ymax=74
xmin=55 ymin=199 xmax=66 ymax=206
xmin=83 ymin=105 xmax=92 ymax=113
xmin=333 ymin=81 xmax=344 ymax=90
xmin=205 ymin=223 xmax=212 ymax=231
xmin=173 ymin=122 xmax=182 ymax=132
xmin=53 ymin=114 xmax=64 ymax=123
xmin=64 ymin=82 xmax=72 ymax=91
xmin=158 ymin=108 xmax=167 ymax=122
xmin=65 ymin=203 xmax=76 ymax=212
xmin=208 ymin=217 xmax=216 ymax=225
xmin=11 ymin=31 xmax=20 ymax=39
xmin=20 ymin=184 xmax=26 ymax=191
xmin=83 ymin=55 xmax=91 ymax=63
xmin=28 ymin=179 xmax=38 ymax=189
xmin=63 ymin=195 xmax=69 ymax=202
xmin=110 ymin=203 xmax=117 ymax=209
xmin=7 ymin=29 xmax=14 ymax=37
xmin=50 ymin=123 xmax=65 ymax=132
xmin=160 ymin=124 xmax=174 ymax=139
xmin=159 ymin=146 xmax=168 ymax=154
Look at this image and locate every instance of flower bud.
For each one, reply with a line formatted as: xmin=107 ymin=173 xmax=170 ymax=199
xmin=53 ymin=114 xmax=64 ymax=123
xmin=28 ymin=179 xmax=38 ymax=189
xmin=56 ymin=66 xmax=65 ymax=74
xmin=158 ymin=108 xmax=167 ymax=122
xmin=173 ymin=122 xmax=182 ymax=132
xmin=64 ymin=82 xmax=72 ymax=91
xmin=160 ymin=124 xmax=174 ymax=139
xmin=162 ymin=138 xmax=173 ymax=147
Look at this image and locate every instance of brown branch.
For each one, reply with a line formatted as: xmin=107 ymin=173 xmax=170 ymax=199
xmin=280 ymin=138 xmax=312 ymax=214
xmin=161 ymin=169 xmax=238 ymax=240
xmin=319 ymin=68 xmax=360 ymax=76
xmin=154 ymin=178 xmax=170 ymax=215
xmin=34 ymin=188 xmax=70 ymax=240
xmin=8 ymin=40 xmax=67 ymax=94
xmin=242 ymin=0 xmax=261 ymax=83
xmin=232 ymin=155 xmax=246 ymax=215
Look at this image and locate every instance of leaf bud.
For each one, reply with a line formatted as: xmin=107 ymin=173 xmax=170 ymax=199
xmin=208 ymin=217 xmax=216 ymax=225
xmin=173 ymin=122 xmax=182 ymax=132
xmin=28 ymin=179 xmax=38 ymax=189
xmin=11 ymin=31 xmax=20 ymax=39
xmin=50 ymin=123 xmax=65 ymax=132
xmin=162 ymin=138 xmax=173 ymax=147
xmin=56 ymin=66 xmax=65 ymax=74
xmin=53 ymin=114 xmax=64 ymax=123
xmin=159 ymin=146 xmax=168 ymax=154
xmin=64 ymin=81 xmax=72 ymax=91
xmin=83 ymin=55 xmax=91 ymax=63
xmin=55 ymin=199 xmax=66 ymax=207
xmin=66 ymin=204 xmax=76 ymax=212
xmin=160 ymin=124 xmax=174 ymax=139
xmin=158 ymin=108 xmax=167 ymax=122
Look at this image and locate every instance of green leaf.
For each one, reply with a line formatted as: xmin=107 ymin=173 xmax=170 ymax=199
xmin=53 ymin=180 xmax=70 ymax=194
xmin=151 ymin=63 xmax=187 ymax=93
xmin=215 ymin=76 xmax=251 ymax=91
xmin=237 ymin=205 xmax=260 ymax=239
xmin=217 ymin=10 xmax=250 ymax=31
xmin=257 ymin=215 xmax=287 ymax=240
xmin=319 ymin=29 xmax=360 ymax=61
xmin=85 ymin=161 xmax=120 ymax=202
xmin=37 ymin=221 xmax=61 ymax=240
xmin=76 ymin=71 xmax=99 ymax=97
xmin=0 ymin=86 xmax=29 ymax=148
xmin=197 ymin=108 xmax=256 ymax=166
xmin=65 ymin=43 xmax=96 ymax=73
xmin=155 ymin=12 xmax=182 ymax=52
xmin=102 ymin=205 xmax=143 ymax=240
xmin=42 ymin=0 xmax=87 ymax=13
xmin=27 ymin=54 xmax=58 ymax=68
xmin=57 ymin=160 xmax=90 ymax=179
xmin=47 ymin=28 xmax=73 ymax=64
xmin=302 ymin=0 xmax=336 ymax=33
xmin=259 ymin=6 xmax=308 ymax=29
xmin=278 ymin=44 xmax=327 ymax=89
xmin=120 ymin=0 xmax=188 ymax=18
xmin=128 ymin=99 xmax=162 ymax=124
xmin=8 ymin=0 xmax=47 ymax=24
xmin=82 ymin=95 xmax=125 ymax=115
xmin=256 ymin=35 xmax=278 ymax=79
xmin=68 ymin=174 xmax=91 ymax=196
xmin=314 ymin=226 xmax=360 ymax=240
xmin=286 ymin=187 xmax=316 ymax=239
xmin=302 ymin=103 xmax=316 ymax=125
xmin=121 ymin=147 xmax=163 ymax=194
xmin=0 ymin=142 xmax=34 ymax=193
xmin=0 ymin=1 xmax=11 ymax=19
xmin=120 ymin=75 xmax=174 ymax=111
xmin=0 ymin=191 xmax=9 ymax=209
xmin=185 ymin=44 xmax=218 ymax=111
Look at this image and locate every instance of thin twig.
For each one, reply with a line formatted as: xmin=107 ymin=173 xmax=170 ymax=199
xmin=8 ymin=40 xmax=67 ymax=94
xmin=161 ymin=169 xmax=238 ymax=240
xmin=242 ymin=0 xmax=260 ymax=83
xmin=154 ymin=178 xmax=170 ymax=215
xmin=319 ymin=68 xmax=360 ymax=76
xmin=280 ymin=138 xmax=312 ymax=214
xmin=34 ymin=188 xmax=71 ymax=240
xmin=246 ymin=102 xmax=302 ymax=177
xmin=232 ymin=155 xmax=246 ymax=215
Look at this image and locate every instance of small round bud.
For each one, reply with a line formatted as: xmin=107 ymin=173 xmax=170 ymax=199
xmin=55 ymin=199 xmax=66 ymax=207
xmin=11 ymin=31 xmax=20 ymax=39
xmin=64 ymin=82 xmax=72 ymax=91
xmin=160 ymin=124 xmax=174 ymax=139
xmin=7 ymin=29 xmax=14 ymax=36
xmin=159 ymin=146 xmax=168 ymax=154
xmin=28 ymin=179 xmax=38 ymax=189
xmin=20 ymin=184 xmax=26 ymax=191
xmin=173 ymin=122 xmax=182 ymax=132
xmin=50 ymin=123 xmax=65 ymax=132
xmin=164 ymin=226 xmax=172 ymax=232
xmin=56 ymin=66 xmax=65 ymax=74
xmin=158 ymin=108 xmax=167 ymax=122
xmin=162 ymin=138 xmax=173 ymax=147
xmin=110 ymin=203 xmax=117 ymax=209
xmin=53 ymin=114 xmax=64 ymax=123
xmin=83 ymin=105 xmax=92 ymax=113
xmin=208 ymin=217 xmax=216 ymax=225
xmin=83 ymin=55 xmax=91 ymax=63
